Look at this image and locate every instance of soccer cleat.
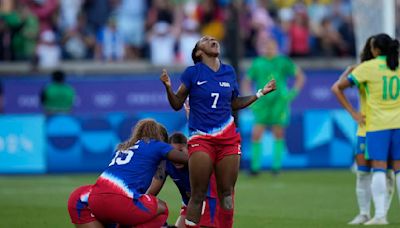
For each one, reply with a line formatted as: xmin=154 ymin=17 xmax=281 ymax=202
xmin=363 ymin=217 xmax=388 ymax=225
xmin=348 ymin=214 xmax=370 ymax=225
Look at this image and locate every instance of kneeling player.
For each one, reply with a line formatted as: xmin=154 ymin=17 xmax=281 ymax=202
xmin=147 ymin=132 xmax=220 ymax=228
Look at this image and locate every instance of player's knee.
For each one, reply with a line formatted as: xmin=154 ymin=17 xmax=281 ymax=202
xmin=221 ymin=194 xmax=234 ymax=210
xmin=191 ymin=190 xmax=207 ymax=205
xmin=157 ymin=199 xmax=168 ymax=215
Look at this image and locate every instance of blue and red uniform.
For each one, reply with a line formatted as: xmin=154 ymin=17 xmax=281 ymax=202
xmin=88 ymin=139 xmax=173 ymax=227
xmin=181 ymin=62 xmax=242 ymax=162
xmin=67 ymin=185 xmax=96 ymax=224
xmin=163 ymin=161 xmax=219 ymax=227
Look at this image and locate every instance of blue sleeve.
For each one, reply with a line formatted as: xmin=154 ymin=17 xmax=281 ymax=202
xmin=180 ymin=66 xmax=194 ymax=90
xmin=154 ymin=141 xmax=174 ymax=158
xmin=347 ymin=74 xmax=359 ymax=87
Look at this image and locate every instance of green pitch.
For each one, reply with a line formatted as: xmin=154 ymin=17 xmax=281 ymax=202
xmin=0 ymin=171 xmax=398 ymax=227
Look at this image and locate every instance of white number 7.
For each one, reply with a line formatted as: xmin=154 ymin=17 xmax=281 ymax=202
xmin=211 ymin=93 xmax=219 ymax=109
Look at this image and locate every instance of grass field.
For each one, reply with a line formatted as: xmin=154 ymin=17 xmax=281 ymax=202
xmin=0 ymin=170 xmax=399 ymax=227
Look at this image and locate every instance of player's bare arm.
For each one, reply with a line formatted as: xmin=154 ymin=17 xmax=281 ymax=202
xmin=294 ymin=67 xmax=306 ymax=91
xmin=331 ymin=69 xmax=365 ymax=126
xmin=231 ymin=79 xmax=276 ymax=110
xmin=167 ymin=147 xmax=189 ymax=164
xmin=146 ymin=162 xmax=167 ymax=196
xmin=160 ymin=69 xmax=189 ymax=111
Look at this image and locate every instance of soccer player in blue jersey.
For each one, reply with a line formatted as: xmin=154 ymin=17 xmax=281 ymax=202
xmin=332 ymin=34 xmax=400 ymax=225
xmin=160 ymin=36 xmax=276 ymax=228
xmin=332 ymin=35 xmax=394 ymax=225
xmin=87 ymin=119 xmax=188 ymax=227
xmin=147 ymin=132 xmax=219 ymax=228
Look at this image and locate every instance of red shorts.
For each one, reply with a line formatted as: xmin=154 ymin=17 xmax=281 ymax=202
xmin=188 ymin=121 xmax=241 ymax=163
xmin=180 ymin=197 xmax=220 ymax=227
xmin=67 ymin=185 xmax=97 ymax=224
xmin=88 ymin=189 xmax=159 ymax=226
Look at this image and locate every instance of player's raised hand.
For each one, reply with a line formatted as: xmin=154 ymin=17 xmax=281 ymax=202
xmin=160 ymin=69 xmax=171 ymax=87
xmin=261 ymin=79 xmax=276 ymax=95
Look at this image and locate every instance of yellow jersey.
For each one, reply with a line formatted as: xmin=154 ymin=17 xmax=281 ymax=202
xmin=356 ymin=84 xmax=366 ymax=137
xmin=349 ymin=56 xmax=400 ymax=132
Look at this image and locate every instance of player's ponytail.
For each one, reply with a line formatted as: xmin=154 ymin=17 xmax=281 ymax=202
xmin=387 ymin=39 xmax=399 ymax=71
xmin=191 ymin=42 xmax=202 ymax=64
xmin=372 ymin=33 xmax=399 ymax=71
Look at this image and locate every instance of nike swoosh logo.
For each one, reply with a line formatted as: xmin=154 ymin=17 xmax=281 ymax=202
xmin=197 ymin=81 xmax=207 ymax=85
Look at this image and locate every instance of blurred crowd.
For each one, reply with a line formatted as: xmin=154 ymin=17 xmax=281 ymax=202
xmin=0 ymin=0 xmax=356 ymax=68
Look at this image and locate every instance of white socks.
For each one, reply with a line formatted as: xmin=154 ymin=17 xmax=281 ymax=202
xmin=356 ymin=171 xmax=372 ymax=216
xmin=371 ymin=171 xmax=386 ymax=218
xmin=385 ymin=170 xmax=395 ymax=213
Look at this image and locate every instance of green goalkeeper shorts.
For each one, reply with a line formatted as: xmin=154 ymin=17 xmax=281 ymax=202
xmin=251 ymin=98 xmax=290 ymax=126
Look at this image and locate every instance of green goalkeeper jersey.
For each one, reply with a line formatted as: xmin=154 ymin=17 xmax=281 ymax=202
xmin=247 ymin=55 xmax=296 ymax=103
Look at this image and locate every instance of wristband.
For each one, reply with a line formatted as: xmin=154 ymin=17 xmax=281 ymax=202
xmin=256 ymin=89 xmax=264 ymax=98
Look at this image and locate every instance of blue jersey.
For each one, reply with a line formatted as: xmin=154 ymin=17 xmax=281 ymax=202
xmin=165 ymin=161 xmax=191 ymax=205
xmin=180 ymin=62 xmax=240 ymax=136
xmin=97 ymin=139 xmax=173 ymax=199
xmin=156 ymin=160 xmax=215 ymax=205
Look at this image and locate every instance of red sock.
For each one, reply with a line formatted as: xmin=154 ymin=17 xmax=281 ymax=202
xmin=136 ymin=207 xmax=168 ymax=228
xmin=219 ymin=208 xmax=234 ymax=228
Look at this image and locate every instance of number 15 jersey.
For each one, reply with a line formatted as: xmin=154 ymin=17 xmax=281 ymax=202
xmin=181 ymin=62 xmax=240 ymax=137
xmin=349 ymin=56 xmax=400 ymax=131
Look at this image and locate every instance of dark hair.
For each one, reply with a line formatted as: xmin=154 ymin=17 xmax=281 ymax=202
xmin=191 ymin=42 xmax=202 ymax=64
xmin=372 ymin=33 xmax=399 ymax=70
xmin=360 ymin=36 xmax=374 ymax=62
xmin=52 ymin=70 xmax=65 ymax=83
xmin=168 ymin=132 xmax=187 ymax=144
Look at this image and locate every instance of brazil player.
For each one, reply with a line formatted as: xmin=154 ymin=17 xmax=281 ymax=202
xmin=160 ymin=36 xmax=276 ymax=228
xmin=87 ymin=119 xmax=188 ymax=227
xmin=147 ymin=132 xmax=219 ymax=228
xmin=332 ymin=34 xmax=400 ymax=225
xmin=332 ymin=35 xmax=395 ymax=225
xmin=244 ymin=37 xmax=305 ymax=175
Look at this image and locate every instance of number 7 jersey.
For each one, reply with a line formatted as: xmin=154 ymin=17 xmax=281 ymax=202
xmin=180 ymin=62 xmax=240 ymax=137
xmin=348 ymin=56 xmax=400 ymax=131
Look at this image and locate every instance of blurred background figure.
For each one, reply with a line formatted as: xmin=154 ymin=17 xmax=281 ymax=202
xmin=148 ymin=21 xmax=176 ymax=66
xmin=244 ymin=37 xmax=305 ymax=175
xmin=35 ymin=29 xmax=61 ymax=69
xmin=177 ymin=18 xmax=200 ymax=65
xmin=95 ymin=16 xmax=125 ymax=62
xmin=40 ymin=70 xmax=75 ymax=114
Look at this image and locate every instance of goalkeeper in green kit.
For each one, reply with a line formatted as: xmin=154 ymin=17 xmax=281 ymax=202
xmin=244 ymin=38 xmax=305 ymax=175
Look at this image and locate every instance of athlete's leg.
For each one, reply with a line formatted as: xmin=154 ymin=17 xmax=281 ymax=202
xmin=271 ymin=125 xmax=285 ymax=174
xmin=136 ymin=198 xmax=168 ymax=228
xmin=251 ymin=124 xmax=266 ymax=174
xmin=215 ymin=154 xmax=240 ymax=228
xmin=348 ymin=152 xmax=371 ymax=225
xmin=185 ymin=152 xmax=214 ymax=227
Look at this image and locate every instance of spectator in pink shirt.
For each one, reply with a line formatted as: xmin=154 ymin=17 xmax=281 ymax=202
xmin=22 ymin=0 xmax=59 ymax=34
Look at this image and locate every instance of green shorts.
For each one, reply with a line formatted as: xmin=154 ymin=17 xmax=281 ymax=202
xmin=251 ymin=98 xmax=290 ymax=126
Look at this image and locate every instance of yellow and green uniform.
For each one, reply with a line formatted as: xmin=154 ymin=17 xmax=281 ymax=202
xmin=349 ymin=56 xmax=400 ymax=162
xmin=349 ymin=56 xmax=400 ymax=132
xmin=247 ymin=55 xmax=297 ymax=126
xmin=355 ymin=85 xmax=368 ymax=158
